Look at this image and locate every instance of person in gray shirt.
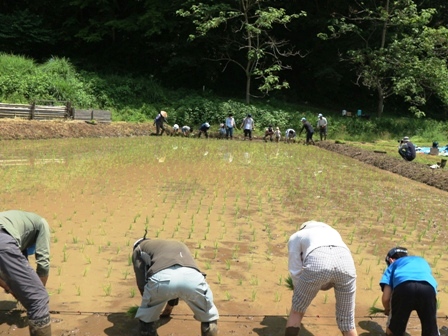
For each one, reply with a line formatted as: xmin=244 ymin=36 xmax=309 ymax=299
xmin=0 ymin=210 xmax=51 ymax=336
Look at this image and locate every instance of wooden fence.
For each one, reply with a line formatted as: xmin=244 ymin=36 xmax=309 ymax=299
xmin=0 ymin=102 xmax=111 ymax=123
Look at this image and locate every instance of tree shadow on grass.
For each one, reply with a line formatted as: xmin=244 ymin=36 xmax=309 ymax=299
xmin=252 ymin=315 xmax=314 ymax=336
xmin=0 ymin=300 xmax=28 ymax=330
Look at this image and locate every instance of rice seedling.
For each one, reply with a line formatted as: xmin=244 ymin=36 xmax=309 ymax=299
xmin=103 ymin=283 xmax=112 ymax=296
xmin=285 ymin=275 xmax=294 ymax=291
xmin=127 ymin=305 xmax=138 ymax=318
xmin=274 ymin=291 xmax=282 ymax=302
xmin=75 ymin=285 xmax=81 ymax=296
xmin=251 ymin=289 xmax=257 ymax=302
xmin=250 ymin=276 xmax=259 ymax=286
xmin=368 ymin=297 xmax=385 ymax=315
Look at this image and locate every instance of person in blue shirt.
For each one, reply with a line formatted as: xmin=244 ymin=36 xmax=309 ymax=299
xmin=380 ymin=247 xmax=438 ymax=336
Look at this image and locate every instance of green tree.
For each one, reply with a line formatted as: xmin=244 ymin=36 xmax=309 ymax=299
xmin=177 ymin=0 xmax=306 ymax=104
xmin=319 ymin=0 xmax=448 ymax=117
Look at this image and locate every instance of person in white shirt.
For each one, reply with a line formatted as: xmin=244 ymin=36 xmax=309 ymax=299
xmin=240 ymin=114 xmax=254 ymax=140
xmin=225 ymin=114 xmax=236 ymax=139
xmin=274 ymin=127 xmax=281 ymax=143
xmin=316 ymin=114 xmax=328 ymax=141
xmin=181 ymin=126 xmax=193 ymax=137
xmin=172 ymin=124 xmax=180 ymax=136
xmin=285 ymin=221 xmax=358 ymax=336
xmin=284 ymin=129 xmax=296 ymax=144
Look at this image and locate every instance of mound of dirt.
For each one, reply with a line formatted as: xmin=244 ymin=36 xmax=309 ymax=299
xmin=0 ymin=119 xmax=155 ymax=140
xmin=1 ymin=119 xmax=447 ymax=192
xmin=316 ymin=141 xmax=448 ymax=192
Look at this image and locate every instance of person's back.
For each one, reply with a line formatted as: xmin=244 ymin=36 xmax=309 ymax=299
xmin=380 ymin=249 xmax=438 ymax=336
xmin=0 ymin=210 xmax=52 ymax=336
xmin=132 ymin=238 xmax=219 ymax=336
xmin=302 ymin=121 xmax=314 ymax=134
xmin=406 ymin=141 xmax=416 ymax=160
xmin=398 ymin=137 xmax=416 ymax=161
xmin=381 ymin=255 xmax=436 ymax=290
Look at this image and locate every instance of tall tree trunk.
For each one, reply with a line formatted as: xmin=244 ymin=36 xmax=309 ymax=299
xmin=245 ymin=73 xmax=251 ymax=104
xmin=380 ymin=0 xmax=389 ymax=49
xmin=377 ymin=86 xmax=384 ymax=118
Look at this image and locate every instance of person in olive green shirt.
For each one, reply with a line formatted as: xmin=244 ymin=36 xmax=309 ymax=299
xmin=132 ymin=238 xmax=219 ymax=336
xmin=0 ymin=210 xmax=51 ymax=336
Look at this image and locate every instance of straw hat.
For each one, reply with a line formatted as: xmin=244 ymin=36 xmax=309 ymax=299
xmin=161 ymin=111 xmax=168 ymax=118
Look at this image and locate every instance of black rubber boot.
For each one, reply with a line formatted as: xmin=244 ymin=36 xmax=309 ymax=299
xmin=29 ymin=316 xmax=52 ymax=336
xmin=285 ymin=326 xmax=300 ymax=336
xmin=201 ymin=320 xmax=218 ymax=336
xmin=139 ymin=320 xmax=158 ymax=336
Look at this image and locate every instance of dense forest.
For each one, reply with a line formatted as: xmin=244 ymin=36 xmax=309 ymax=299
xmin=1 ymin=0 xmax=448 ymax=119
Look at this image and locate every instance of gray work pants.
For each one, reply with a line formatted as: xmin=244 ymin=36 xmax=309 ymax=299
xmin=0 ymin=230 xmax=50 ymax=320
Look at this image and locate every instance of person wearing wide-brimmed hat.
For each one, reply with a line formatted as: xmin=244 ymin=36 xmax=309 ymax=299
xmin=0 ymin=210 xmax=52 ymax=336
xmin=154 ymin=111 xmax=168 ymax=135
xmin=132 ymin=237 xmax=219 ymax=336
xmin=379 ymin=247 xmax=438 ymax=335
xmin=398 ymin=136 xmax=416 ymax=161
